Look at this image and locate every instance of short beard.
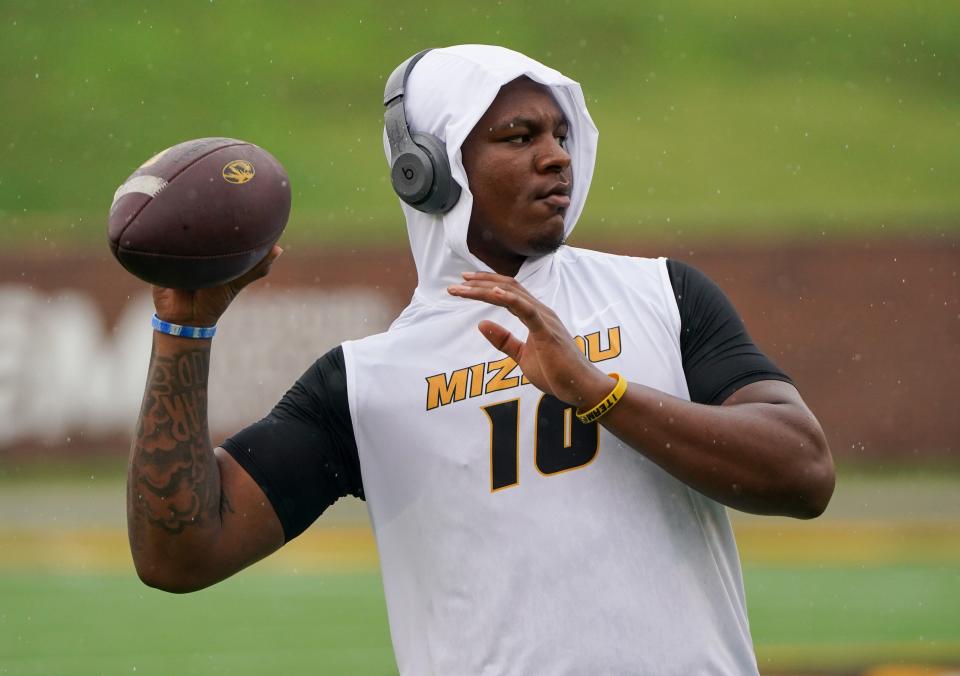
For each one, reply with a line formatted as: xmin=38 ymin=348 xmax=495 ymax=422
xmin=527 ymin=230 xmax=566 ymax=257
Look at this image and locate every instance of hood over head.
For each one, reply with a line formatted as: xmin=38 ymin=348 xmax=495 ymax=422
xmin=384 ymin=44 xmax=599 ymax=329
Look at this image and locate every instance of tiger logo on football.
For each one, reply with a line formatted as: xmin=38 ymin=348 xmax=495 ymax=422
xmin=222 ymin=160 xmax=255 ymax=184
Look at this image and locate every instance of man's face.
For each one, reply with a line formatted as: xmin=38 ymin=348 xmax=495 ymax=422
xmin=461 ymin=77 xmax=572 ymax=276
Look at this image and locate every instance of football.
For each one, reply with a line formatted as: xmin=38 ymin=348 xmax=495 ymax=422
xmin=108 ymin=137 xmax=291 ymax=289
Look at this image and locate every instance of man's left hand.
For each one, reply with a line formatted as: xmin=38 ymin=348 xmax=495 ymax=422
xmin=448 ymin=271 xmax=614 ymax=408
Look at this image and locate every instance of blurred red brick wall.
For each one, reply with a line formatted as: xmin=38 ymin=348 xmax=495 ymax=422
xmin=2 ymin=234 xmax=956 ymax=461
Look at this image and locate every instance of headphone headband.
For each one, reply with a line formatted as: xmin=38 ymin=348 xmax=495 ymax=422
xmin=383 ymin=49 xmax=432 ymax=107
xmin=383 ymin=49 xmax=461 ymax=214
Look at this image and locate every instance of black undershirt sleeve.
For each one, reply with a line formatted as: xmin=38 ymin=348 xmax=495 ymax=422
xmin=666 ymin=259 xmax=793 ymax=405
xmin=221 ymin=346 xmax=362 ymax=542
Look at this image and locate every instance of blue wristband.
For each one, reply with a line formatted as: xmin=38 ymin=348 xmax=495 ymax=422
xmin=151 ymin=314 xmax=217 ymax=339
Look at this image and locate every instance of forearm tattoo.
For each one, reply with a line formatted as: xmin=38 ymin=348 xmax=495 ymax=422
xmin=128 ymin=342 xmax=231 ymax=537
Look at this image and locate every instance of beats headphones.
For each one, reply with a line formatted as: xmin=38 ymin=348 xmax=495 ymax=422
xmin=384 ymin=49 xmax=461 ymax=214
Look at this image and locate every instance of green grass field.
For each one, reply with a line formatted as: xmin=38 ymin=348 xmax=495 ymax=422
xmin=1 ymin=565 xmax=957 ymax=676
xmin=1 ymin=0 xmax=958 ymax=247
xmin=1 ymin=471 xmax=958 ymax=674
xmin=0 ymin=572 xmax=395 ymax=675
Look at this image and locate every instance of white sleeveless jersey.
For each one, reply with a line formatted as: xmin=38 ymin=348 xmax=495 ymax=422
xmin=343 ymin=247 xmax=759 ymax=676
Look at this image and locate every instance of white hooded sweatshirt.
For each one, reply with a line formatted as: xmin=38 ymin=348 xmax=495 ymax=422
xmin=343 ymin=45 xmax=759 ymax=676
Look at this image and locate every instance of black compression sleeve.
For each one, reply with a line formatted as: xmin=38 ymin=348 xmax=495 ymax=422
xmin=221 ymin=346 xmax=363 ymax=542
xmin=667 ymin=260 xmax=793 ymax=405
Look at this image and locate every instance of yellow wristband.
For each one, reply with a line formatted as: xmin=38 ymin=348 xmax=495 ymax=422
xmin=575 ymin=373 xmax=628 ymax=424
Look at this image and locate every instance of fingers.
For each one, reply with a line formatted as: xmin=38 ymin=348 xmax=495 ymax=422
xmin=231 ymin=245 xmax=283 ymax=291
xmin=462 ymin=271 xmax=514 ymax=284
xmin=452 ymin=271 xmax=540 ymax=310
xmin=448 ymin=282 xmax=547 ymax=332
xmin=478 ymin=320 xmax=524 ymax=361
xmin=461 ymin=271 xmax=539 ymax=304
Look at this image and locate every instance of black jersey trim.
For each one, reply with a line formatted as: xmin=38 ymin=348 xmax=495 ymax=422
xmin=221 ymin=431 xmax=292 ymax=534
xmin=711 ymin=370 xmax=795 ymax=408
xmin=221 ymin=345 xmax=362 ymax=542
xmin=666 ymin=259 xmax=792 ymax=405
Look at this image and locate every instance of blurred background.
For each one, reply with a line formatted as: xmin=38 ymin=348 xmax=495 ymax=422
xmin=1 ymin=1 xmax=958 ymax=674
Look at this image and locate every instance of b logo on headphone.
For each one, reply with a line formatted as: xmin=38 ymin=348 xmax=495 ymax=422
xmin=383 ymin=50 xmax=462 ymax=214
